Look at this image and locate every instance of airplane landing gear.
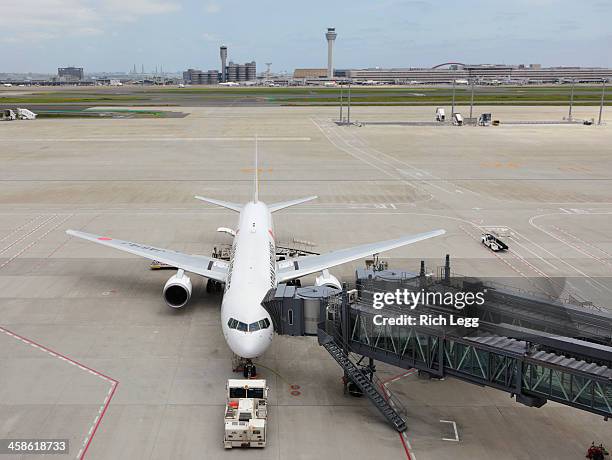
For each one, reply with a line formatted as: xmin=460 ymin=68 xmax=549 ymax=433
xmin=232 ymin=355 xmax=257 ymax=379
xmin=243 ymin=360 xmax=257 ymax=379
xmin=206 ymin=279 xmax=223 ymax=294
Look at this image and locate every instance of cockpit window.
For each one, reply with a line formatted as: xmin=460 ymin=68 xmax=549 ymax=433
xmin=250 ymin=318 xmax=271 ymax=331
xmin=228 ymin=317 xmax=248 ymax=332
xmin=228 ymin=317 xmax=271 ymax=332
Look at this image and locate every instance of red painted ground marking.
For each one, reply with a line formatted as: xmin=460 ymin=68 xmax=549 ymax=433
xmin=0 ymin=325 xmax=119 ymax=460
xmin=379 ymin=369 xmax=418 ymax=460
xmin=97 ymin=237 xmax=112 ymax=241
xmin=79 ymin=382 xmax=118 ymax=460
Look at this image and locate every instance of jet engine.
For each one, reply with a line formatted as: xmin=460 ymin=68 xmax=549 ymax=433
xmin=314 ymin=269 xmax=341 ymax=290
xmin=163 ymin=269 xmax=192 ymax=308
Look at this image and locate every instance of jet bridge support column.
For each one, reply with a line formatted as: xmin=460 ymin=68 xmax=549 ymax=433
xmin=341 ymin=283 xmax=350 ymax=352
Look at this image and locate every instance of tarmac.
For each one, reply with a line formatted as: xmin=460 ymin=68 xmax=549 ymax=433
xmin=0 ymin=104 xmax=610 ymax=459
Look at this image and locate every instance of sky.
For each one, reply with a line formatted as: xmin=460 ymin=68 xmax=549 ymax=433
xmin=1 ymin=0 xmax=611 ymax=74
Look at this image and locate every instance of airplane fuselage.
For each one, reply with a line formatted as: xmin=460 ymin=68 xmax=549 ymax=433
xmin=221 ymin=201 xmax=275 ymax=358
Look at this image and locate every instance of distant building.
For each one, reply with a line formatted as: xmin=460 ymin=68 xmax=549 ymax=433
xmin=227 ymin=62 xmax=238 ymax=82
xmin=183 ymin=45 xmax=256 ymax=85
xmin=341 ymin=65 xmax=612 ymax=83
xmin=207 ymin=70 xmax=219 ymax=84
xmin=183 ymin=68 xmax=219 ymax=84
xmin=58 ymin=67 xmax=84 ymax=81
xmin=246 ymin=61 xmax=257 ymax=81
xmin=293 ymin=68 xmax=328 ymax=79
xmin=223 ymin=61 xmax=256 ymax=82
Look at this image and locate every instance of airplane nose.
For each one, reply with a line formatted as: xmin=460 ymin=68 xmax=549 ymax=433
xmin=228 ymin=330 xmax=271 ymax=359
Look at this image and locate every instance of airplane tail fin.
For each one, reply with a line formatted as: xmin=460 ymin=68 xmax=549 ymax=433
xmin=268 ymin=195 xmax=318 ymax=213
xmin=194 ymin=196 xmax=242 ymax=212
xmin=254 ymin=134 xmax=259 ymax=203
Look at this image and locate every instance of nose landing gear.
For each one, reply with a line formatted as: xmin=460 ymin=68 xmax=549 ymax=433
xmin=232 ymin=354 xmax=257 ymax=378
xmin=244 ymin=360 xmax=257 ymax=379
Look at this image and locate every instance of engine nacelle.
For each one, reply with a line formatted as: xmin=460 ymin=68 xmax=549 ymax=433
xmin=314 ymin=269 xmax=341 ymax=290
xmin=163 ymin=269 xmax=192 ymax=308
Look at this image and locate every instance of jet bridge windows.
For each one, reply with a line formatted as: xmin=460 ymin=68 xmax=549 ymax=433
xmin=228 ymin=317 xmax=271 ymax=332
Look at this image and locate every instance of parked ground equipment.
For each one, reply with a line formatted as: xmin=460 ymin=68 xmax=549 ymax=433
xmin=224 ymin=379 xmax=268 ymax=449
xmin=481 ymin=233 xmax=509 ymax=252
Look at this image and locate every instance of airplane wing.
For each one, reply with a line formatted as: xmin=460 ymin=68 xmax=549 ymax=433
xmin=194 ymin=196 xmax=242 ymax=212
xmin=268 ymin=196 xmax=318 ymax=213
xmin=276 ymin=229 xmax=445 ymax=282
xmin=66 ymin=230 xmax=228 ymax=282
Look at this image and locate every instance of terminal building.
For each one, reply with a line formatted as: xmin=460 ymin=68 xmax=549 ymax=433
xmin=293 ymin=68 xmax=328 ymax=79
xmin=292 ymin=62 xmax=612 ymax=84
xmin=57 ymin=67 xmax=84 ymax=81
xmin=340 ymin=64 xmax=612 ymax=84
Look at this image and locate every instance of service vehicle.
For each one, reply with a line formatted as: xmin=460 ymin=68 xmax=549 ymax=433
xmin=481 ymin=233 xmax=509 ymax=252
xmin=224 ymin=379 xmax=268 ymax=449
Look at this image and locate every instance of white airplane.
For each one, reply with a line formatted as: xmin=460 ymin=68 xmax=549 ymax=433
xmin=219 ymin=82 xmax=240 ymax=87
xmin=66 ymin=145 xmax=445 ymax=375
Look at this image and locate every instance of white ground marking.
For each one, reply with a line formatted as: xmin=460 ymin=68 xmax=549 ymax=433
xmin=505 ymin=233 xmax=561 ymax=271
xmin=0 ymin=327 xmax=117 ymax=460
xmin=550 ymin=225 xmax=612 ymax=268
xmin=380 ymin=369 xmax=418 ymax=459
xmin=439 ymin=420 xmax=460 ymax=442
xmin=340 ymin=124 xmax=481 ymax=197
xmin=0 ymin=137 xmax=311 ymax=142
xmin=0 ymin=214 xmax=58 ymax=256
xmin=0 ymin=215 xmax=45 ymax=242
xmin=553 ymin=225 xmax=612 ymax=261
xmin=0 ymin=214 xmax=73 ymax=270
xmin=335 ymin=119 xmax=455 ymax=196
xmin=309 ymin=118 xmax=435 ymax=203
xmin=529 ymin=213 xmax=612 ymax=295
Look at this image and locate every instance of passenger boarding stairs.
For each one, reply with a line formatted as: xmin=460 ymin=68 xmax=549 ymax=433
xmin=320 ymin=332 xmax=407 ymax=432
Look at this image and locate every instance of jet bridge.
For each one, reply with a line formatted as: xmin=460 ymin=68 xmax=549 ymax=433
xmin=261 ymin=258 xmax=612 ymax=431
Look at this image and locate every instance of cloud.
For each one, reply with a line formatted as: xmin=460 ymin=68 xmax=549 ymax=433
xmin=0 ymin=0 xmax=181 ymax=40
xmin=205 ymin=2 xmax=220 ymax=13
xmin=102 ymin=0 xmax=181 ymax=20
xmin=202 ymin=32 xmax=220 ymax=42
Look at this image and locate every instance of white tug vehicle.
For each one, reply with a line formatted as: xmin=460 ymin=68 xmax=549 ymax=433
xmin=224 ymin=379 xmax=268 ymax=449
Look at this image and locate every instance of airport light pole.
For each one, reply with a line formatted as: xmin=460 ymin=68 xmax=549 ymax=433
xmin=451 ymin=79 xmax=456 ymax=118
xmin=339 ymin=84 xmax=344 ymax=123
xmin=347 ymin=82 xmax=351 ymax=125
xmin=568 ymin=79 xmax=575 ymax=121
xmin=598 ymin=79 xmax=606 ymax=126
xmin=469 ymin=79 xmax=475 ymax=120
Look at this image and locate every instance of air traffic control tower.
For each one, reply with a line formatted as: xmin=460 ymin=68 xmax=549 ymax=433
xmin=325 ymin=28 xmax=337 ymax=79
xmin=220 ymin=45 xmax=228 ymax=82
